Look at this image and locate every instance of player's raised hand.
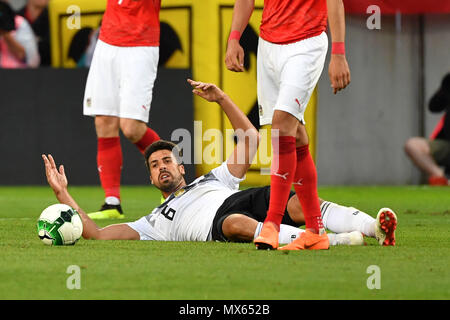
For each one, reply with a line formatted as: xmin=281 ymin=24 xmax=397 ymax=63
xmin=187 ymin=79 xmax=226 ymax=103
xmin=225 ymin=40 xmax=245 ymax=72
xmin=328 ymin=54 xmax=351 ymax=94
xmin=42 ymin=154 xmax=68 ymax=194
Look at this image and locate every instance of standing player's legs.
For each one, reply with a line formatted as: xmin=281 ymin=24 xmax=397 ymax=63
xmin=84 ymin=41 xmax=160 ymax=219
xmin=83 ymin=40 xmax=125 ymax=219
xmin=254 ymin=34 xmax=328 ymax=250
xmin=253 ymin=37 xmax=296 ymax=249
xmin=254 ymin=110 xmax=298 ymax=250
xmin=94 ymin=116 xmax=123 ymax=216
xmin=277 ymin=33 xmax=329 ymax=250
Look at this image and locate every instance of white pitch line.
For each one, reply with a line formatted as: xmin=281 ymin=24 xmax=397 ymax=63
xmin=0 ymin=218 xmax=33 ymax=221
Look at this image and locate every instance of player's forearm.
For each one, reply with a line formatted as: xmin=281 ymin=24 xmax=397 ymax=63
xmin=327 ymin=0 xmax=346 ymax=44
xmin=217 ymin=94 xmax=258 ymax=135
xmin=230 ymin=0 xmax=255 ymax=34
xmin=54 ymin=189 xmax=101 ymax=239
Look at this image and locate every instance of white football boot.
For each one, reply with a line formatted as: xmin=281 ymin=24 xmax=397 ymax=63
xmin=375 ymin=208 xmax=397 ymax=246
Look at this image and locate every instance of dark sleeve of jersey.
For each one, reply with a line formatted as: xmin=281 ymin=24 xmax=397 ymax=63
xmin=429 ymin=73 xmax=450 ymax=113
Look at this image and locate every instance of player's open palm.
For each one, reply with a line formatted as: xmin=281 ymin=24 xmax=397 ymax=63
xmin=42 ymin=154 xmax=68 ymax=194
xmin=328 ymin=55 xmax=351 ymax=94
xmin=187 ymin=79 xmax=225 ymax=103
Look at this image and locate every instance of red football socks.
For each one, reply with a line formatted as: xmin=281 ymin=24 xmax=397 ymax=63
xmin=134 ymin=127 xmax=160 ymax=154
xmin=97 ymin=137 xmax=122 ymax=200
xmin=293 ymin=145 xmax=324 ymax=233
xmin=264 ymin=136 xmax=297 ymax=229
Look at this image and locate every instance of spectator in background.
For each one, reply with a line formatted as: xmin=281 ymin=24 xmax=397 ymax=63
xmin=0 ymin=1 xmax=40 ymax=68
xmin=405 ymin=73 xmax=450 ymax=186
xmin=17 ymin=0 xmax=50 ymax=66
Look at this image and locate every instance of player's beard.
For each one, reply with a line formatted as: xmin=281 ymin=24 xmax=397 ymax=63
xmin=158 ymin=173 xmax=184 ymax=194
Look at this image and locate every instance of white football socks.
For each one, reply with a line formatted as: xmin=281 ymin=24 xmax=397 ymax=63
xmin=105 ymin=196 xmax=120 ymax=206
xmin=320 ymin=201 xmax=376 ymax=237
xmin=254 ymin=222 xmax=305 ymax=244
xmin=254 ymin=222 xmax=363 ymax=246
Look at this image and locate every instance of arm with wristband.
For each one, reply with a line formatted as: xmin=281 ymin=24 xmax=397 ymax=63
xmin=327 ymin=0 xmax=351 ymax=94
xmin=225 ymin=0 xmax=255 ymax=72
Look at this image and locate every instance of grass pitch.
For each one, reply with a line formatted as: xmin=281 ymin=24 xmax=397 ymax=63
xmin=0 ymin=185 xmax=449 ymax=300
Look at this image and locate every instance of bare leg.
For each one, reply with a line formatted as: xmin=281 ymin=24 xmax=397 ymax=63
xmin=222 ymin=214 xmax=259 ymax=242
xmin=119 ymin=118 xmax=148 ymax=143
xmin=286 ymin=195 xmax=326 ymax=226
xmin=404 ymin=137 xmax=445 ymax=177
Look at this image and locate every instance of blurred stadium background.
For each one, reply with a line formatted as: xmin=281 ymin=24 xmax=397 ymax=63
xmin=1 ymin=0 xmax=449 ymax=187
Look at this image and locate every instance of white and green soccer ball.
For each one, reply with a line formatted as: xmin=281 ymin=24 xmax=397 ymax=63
xmin=37 ymin=204 xmax=83 ymax=246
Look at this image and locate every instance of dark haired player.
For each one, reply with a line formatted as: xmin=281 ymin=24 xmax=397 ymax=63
xmin=42 ymin=80 xmax=396 ymax=246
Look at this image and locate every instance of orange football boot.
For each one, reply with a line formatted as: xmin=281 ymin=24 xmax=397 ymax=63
xmin=279 ymin=229 xmax=329 ymax=250
xmin=254 ymin=222 xmax=279 ymax=250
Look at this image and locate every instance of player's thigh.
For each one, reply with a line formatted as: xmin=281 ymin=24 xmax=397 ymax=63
xmin=275 ymin=33 xmax=328 ymax=125
xmin=211 ymin=187 xmax=300 ymax=241
xmin=119 ymin=46 xmax=159 ymax=123
xmin=221 ymin=214 xmax=259 ymax=242
xmin=83 ymin=40 xmax=121 ymax=118
xmin=211 ymin=187 xmax=271 ymax=241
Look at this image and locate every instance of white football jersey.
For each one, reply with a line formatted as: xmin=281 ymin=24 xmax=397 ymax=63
xmin=127 ymin=162 xmax=244 ymax=241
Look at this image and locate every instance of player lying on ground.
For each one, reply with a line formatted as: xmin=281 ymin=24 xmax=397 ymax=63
xmin=42 ymin=80 xmax=397 ymax=247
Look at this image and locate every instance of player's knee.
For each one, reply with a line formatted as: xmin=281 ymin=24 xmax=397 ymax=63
xmin=272 ymin=113 xmax=298 ymax=137
xmin=404 ymin=138 xmax=414 ymax=155
xmin=404 ymin=137 xmax=424 ymax=156
xmin=120 ymin=120 xmax=146 ymax=142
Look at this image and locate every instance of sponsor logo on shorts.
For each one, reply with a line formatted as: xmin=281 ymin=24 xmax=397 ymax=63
xmin=86 ymin=98 xmax=92 ymax=107
xmin=258 ymin=104 xmax=263 ymax=116
xmin=295 ymin=98 xmax=301 ymax=109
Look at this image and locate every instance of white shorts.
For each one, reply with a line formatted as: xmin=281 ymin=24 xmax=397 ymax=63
xmin=83 ymin=40 xmax=159 ymax=122
xmin=257 ymin=32 xmax=328 ymax=125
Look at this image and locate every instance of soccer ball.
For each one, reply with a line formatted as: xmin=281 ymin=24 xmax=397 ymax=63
xmin=37 ymin=204 xmax=83 ymax=246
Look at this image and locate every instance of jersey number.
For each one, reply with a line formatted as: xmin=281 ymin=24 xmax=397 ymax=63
xmin=161 ymin=206 xmax=176 ymax=221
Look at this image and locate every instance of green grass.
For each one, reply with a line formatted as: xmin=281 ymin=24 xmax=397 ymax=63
xmin=0 ymin=185 xmax=449 ymax=300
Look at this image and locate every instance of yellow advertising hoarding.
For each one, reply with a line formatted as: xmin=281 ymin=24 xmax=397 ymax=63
xmin=49 ymin=0 xmax=318 ymax=185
